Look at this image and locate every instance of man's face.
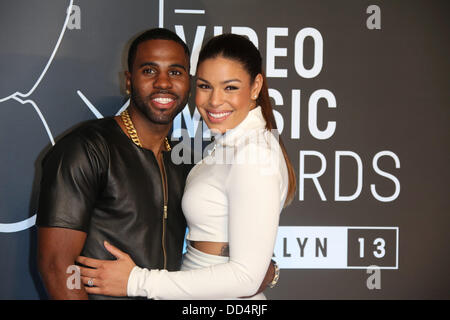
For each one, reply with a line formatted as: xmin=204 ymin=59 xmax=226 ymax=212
xmin=126 ymin=39 xmax=190 ymax=125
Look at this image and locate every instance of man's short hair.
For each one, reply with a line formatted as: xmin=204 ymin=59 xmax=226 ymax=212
xmin=127 ymin=28 xmax=190 ymax=72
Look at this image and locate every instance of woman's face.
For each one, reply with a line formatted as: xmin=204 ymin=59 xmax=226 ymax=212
xmin=195 ymin=56 xmax=262 ymax=134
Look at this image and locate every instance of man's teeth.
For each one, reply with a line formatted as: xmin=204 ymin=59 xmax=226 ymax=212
xmin=153 ymin=97 xmax=174 ymax=104
xmin=208 ymin=111 xmax=232 ymax=119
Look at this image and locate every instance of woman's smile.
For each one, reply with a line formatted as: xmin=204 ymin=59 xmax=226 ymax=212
xmin=205 ymin=110 xmax=234 ymax=123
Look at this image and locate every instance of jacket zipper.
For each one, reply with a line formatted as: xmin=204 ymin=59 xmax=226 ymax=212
xmin=160 ymin=153 xmax=169 ymax=270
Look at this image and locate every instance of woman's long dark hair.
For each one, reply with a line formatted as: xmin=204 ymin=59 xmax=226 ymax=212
xmin=197 ymin=34 xmax=296 ymax=206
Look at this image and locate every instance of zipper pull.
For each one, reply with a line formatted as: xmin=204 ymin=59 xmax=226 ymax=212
xmin=164 ymin=205 xmax=168 ymax=219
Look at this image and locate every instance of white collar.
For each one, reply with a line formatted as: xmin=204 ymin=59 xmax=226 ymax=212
xmin=212 ymin=106 xmax=267 ymax=148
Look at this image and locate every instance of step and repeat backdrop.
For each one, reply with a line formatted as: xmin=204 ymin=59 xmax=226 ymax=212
xmin=0 ymin=0 xmax=448 ymax=299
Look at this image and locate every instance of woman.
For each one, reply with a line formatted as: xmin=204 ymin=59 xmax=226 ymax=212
xmin=77 ymin=34 xmax=296 ymax=299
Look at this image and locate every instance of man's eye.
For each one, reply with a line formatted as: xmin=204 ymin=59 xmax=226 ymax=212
xmin=143 ymin=68 xmax=155 ymax=74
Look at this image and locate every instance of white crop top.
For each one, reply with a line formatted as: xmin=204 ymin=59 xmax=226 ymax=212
xmin=127 ymin=106 xmax=289 ymax=299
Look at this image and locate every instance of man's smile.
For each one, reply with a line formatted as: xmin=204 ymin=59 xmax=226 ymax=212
xmin=149 ymin=93 xmax=178 ymax=110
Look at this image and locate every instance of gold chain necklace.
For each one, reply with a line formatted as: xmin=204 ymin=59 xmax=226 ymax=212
xmin=120 ymin=109 xmax=171 ymax=151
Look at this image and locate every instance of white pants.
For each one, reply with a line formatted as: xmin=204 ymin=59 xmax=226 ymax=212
xmin=181 ymin=243 xmax=266 ymax=300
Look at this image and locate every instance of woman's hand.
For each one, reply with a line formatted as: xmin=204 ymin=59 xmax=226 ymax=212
xmin=76 ymin=241 xmax=136 ymax=297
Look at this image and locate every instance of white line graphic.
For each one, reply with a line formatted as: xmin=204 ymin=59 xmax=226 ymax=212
xmin=77 ymin=90 xmax=104 ymax=119
xmin=159 ymin=0 xmax=164 ymax=27
xmin=174 ymin=9 xmax=205 ymax=14
xmin=0 ymin=1 xmax=73 ymax=103
xmin=115 ymin=99 xmax=130 ymax=115
xmin=0 ymin=215 xmax=37 ymax=234
xmin=11 ymin=96 xmax=55 ymax=145
xmin=0 ymin=0 xmax=73 ymax=233
xmin=77 ymin=90 xmax=130 ymax=119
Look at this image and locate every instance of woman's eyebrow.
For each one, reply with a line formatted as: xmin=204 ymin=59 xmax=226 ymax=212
xmin=196 ymin=78 xmax=241 ymax=84
xmin=196 ymin=77 xmax=209 ymax=83
xmin=222 ymin=79 xmax=241 ymax=84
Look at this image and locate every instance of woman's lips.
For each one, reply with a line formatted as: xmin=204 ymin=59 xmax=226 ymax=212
xmin=206 ymin=110 xmax=233 ymax=123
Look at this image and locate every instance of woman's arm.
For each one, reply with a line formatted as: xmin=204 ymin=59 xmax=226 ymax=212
xmin=129 ymin=145 xmax=285 ymax=299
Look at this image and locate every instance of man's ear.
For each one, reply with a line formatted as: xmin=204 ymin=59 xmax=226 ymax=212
xmin=125 ymin=71 xmax=131 ymax=93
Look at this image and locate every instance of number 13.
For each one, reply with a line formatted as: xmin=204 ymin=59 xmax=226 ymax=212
xmin=358 ymin=237 xmax=386 ymax=258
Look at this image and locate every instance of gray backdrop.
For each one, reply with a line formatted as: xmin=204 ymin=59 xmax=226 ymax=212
xmin=0 ymin=0 xmax=449 ymax=299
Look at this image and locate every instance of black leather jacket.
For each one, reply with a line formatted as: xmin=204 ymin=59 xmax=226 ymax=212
xmin=37 ymin=118 xmax=189 ymax=299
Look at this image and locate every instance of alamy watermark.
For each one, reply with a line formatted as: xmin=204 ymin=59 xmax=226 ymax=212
xmin=170 ymin=128 xmax=283 ymax=176
xmin=67 ymin=4 xmax=81 ymax=30
xmin=66 ymin=265 xmax=81 ymax=290
xmin=366 ymin=265 xmax=381 ymax=290
xmin=366 ymin=5 xmax=381 ymax=30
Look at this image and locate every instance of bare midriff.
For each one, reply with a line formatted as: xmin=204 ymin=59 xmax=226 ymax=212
xmin=190 ymin=241 xmax=230 ymax=257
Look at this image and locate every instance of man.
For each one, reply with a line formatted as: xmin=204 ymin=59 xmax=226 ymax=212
xmin=37 ymin=28 xmax=275 ymax=300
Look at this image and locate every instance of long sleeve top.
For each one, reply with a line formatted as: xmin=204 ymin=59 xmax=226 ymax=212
xmin=127 ymin=106 xmax=288 ymax=299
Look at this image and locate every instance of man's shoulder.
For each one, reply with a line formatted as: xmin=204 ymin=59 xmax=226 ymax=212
xmin=43 ymin=117 xmax=118 ymax=163
xmin=65 ymin=117 xmax=117 ymax=139
xmin=55 ymin=117 xmax=118 ymax=147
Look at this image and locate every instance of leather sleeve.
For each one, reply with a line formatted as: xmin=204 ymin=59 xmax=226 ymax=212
xmin=36 ymin=133 xmax=104 ymax=232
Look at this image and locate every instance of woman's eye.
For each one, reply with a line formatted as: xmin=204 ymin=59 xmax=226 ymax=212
xmin=225 ymin=86 xmax=238 ymax=91
xmin=197 ymin=83 xmax=210 ymax=89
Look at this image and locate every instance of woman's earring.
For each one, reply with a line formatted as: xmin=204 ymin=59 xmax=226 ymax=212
xmin=126 ymin=89 xmax=131 ymax=95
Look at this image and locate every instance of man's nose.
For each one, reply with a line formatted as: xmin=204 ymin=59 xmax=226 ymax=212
xmin=153 ymin=72 xmax=172 ymax=89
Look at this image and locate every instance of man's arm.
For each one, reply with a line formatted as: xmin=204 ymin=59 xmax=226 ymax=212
xmin=37 ymin=227 xmax=88 ymax=299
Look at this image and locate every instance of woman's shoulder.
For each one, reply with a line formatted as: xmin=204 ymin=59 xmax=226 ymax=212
xmin=234 ymin=129 xmax=283 ymax=160
xmin=234 ymin=128 xmax=288 ymax=182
